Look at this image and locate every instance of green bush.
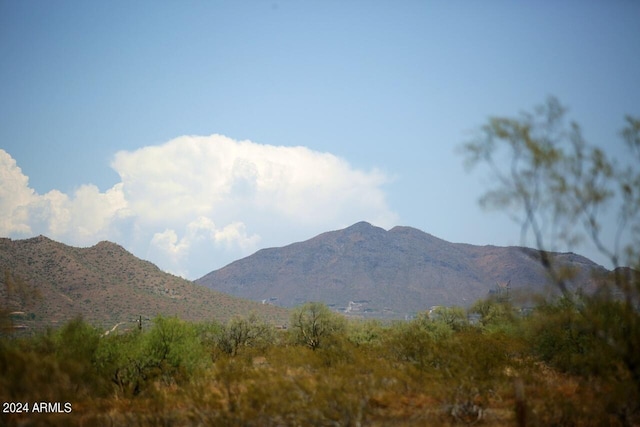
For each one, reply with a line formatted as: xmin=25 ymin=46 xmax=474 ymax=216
xmin=216 ymin=313 xmax=276 ymax=356
xmin=94 ymin=316 xmax=210 ymax=396
xmin=346 ymin=318 xmax=385 ymax=347
xmin=526 ymin=296 xmax=610 ymax=376
xmin=53 ymin=316 xmax=105 ymax=396
xmin=146 ymin=315 xmax=208 ymax=381
xmin=289 ymin=302 xmax=346 ymax=350
xmin=2 ymin=297 xmax=639 ymax=425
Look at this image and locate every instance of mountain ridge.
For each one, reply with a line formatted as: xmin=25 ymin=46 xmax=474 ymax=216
xmin=197 ymin=221 xmax=605 ymax=318
xmin=0 ymin=235 xmax=289 ymax=332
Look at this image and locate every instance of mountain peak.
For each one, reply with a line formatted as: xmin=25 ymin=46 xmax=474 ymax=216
xmin=344 ymin=221 xmax=379 ymax=231
xmin=197 ymin=222 xmax=605 ymax=318
xmin=24 ymin=235 xmax=54 ymax=244
xmin=92 ymin=240 xmax=128 ymax=253
xmin=0 ymin=235 xmax=289 ymax=330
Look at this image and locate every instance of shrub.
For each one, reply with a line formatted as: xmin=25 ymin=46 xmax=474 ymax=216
xmin=216 ymin=313 xmax=276 ymax=356
xmin=289 ymin=302 xmax=346 ymax=350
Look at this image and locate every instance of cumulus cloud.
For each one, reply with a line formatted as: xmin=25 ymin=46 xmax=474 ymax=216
xmin=0 ymin=150 xmax=36 ymax=235
xmin=0 ymin=135 xmax=397 ymax=278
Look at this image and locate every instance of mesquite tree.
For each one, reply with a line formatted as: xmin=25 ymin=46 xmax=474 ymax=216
xmin=290 ymin=302 xmax=345 ymax=350
xmin=462 ymin=97 xmax=640 ymax=398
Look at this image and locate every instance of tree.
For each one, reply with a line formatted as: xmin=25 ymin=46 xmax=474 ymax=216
xmin=461 ymin=97 xmax=640 ymax=415
xmin=290 ymin=302 xmax=345 ymax=350
xmin=462 ymin=97 xmax=639 ymax=292
xmin=217 ymin=313 xmax=275 ymax=356
xmin=94 ymin=316 xmax=210 ymax=396
xmin=146 ymin=316 xmax=207 ymax=382
xmin=428 ymin=306 xmax=469 ymax=331
xmin=469 ymin=298 xmax=516 ymax=329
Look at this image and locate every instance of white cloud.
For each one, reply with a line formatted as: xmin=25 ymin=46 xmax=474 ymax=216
xmin=0 ymin=135 xmax=397 ymax=278
xmin=213 ymin=221 xmax=260 ymax=250
xmin=0 ymin=149 xmax=37 ymax=235
xmin=147 ymin=217 xmax=261 ymax=276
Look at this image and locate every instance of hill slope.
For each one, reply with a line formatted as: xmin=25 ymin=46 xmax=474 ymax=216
xmin=0 ymin=236 xmax=289 ymax=332
xmin=197 ymin=222 xmax=605 ymax=318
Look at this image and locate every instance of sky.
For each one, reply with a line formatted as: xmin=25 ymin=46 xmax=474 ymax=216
xmin=1 ymin=1 xmax=639 ymax=279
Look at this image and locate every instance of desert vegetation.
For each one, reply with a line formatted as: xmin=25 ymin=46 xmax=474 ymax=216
xmin=1 ymin=293 xmax=639 ymax=426
xmin=1 ymin=98 xmax=638 ymax=426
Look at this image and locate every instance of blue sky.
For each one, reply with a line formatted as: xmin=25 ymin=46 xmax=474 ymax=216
xmin=1 ymin=1 xmax=639 ymax=278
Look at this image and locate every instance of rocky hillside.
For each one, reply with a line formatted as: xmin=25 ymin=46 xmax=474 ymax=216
xmin=0 ymin=236 xmax=289 ymax=332
xmin=197 ymin=222 xmax=606 ymax=318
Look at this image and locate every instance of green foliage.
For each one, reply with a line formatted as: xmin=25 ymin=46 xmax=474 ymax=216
xmin=216 ymin=313 xmax=276 ymax=356
xmin=346 ymin=318 xmax=385 ymax=347
xmin=2 ymin=305 xmax=640 ymax=425
xmin=146 ymin=315 xmax=208 ymax=382
xmin=526 ymin=293 xmax=640 ymax=390
xmin=462 ymin=97 xmax=640 ymax=424
xmin=4 ymin=98 xmax=640 ymax=425
xmin=289 ymin=302 xmax=346 ymax=350
xmin=462 ymin=97 xmax=640 ymax=289
xmin=93 ymin=316 xmax=211 ymax=396
xmin=0 ymin=318 xmax=107 ymax=404
xmin=1 ymin=269 xmax=41 ymax=334
xmin=470 ymin=298 xmax=519 ymax=333
xmin=53 ymin=316 xmax=106 ymax=395
xmin=426 ymin=305 xmax=469 ymax=332
xmin=94 ymin=328 xmax=148 ymax=396
xmin=385 ymin=319 xmax=440 ymax=370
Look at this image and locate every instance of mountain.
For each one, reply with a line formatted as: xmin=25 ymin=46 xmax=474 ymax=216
xmin=0 ymin=236 xmax=289 ymax=332
xmin=197 ymin=221 xmax=606 ymax=318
